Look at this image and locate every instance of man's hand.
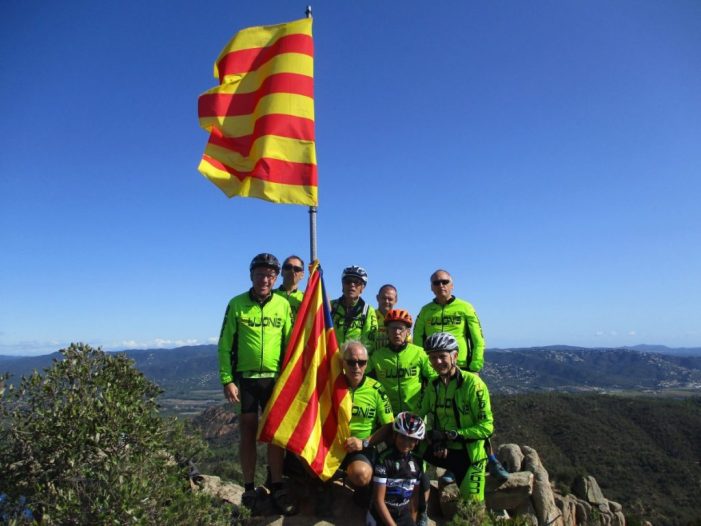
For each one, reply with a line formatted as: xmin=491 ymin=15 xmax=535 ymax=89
xmin=223 ymin=382 xmax=239 ymax=404
xmin=344 ymin=436 xmax=363 ymax=452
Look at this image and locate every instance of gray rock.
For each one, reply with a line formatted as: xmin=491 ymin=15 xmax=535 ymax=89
xmin=608 ymin=500 xmax=623 ymax=513
xmin=613 ymin=511 xmax=627 ymax=526
xmin=521 ymin=446 xmax=564 ymax=526
xmin=485 ymin=470 xmax=533 ymax=510
xmin=575 ymin=499 xmax=592 ymax=524
xmin=196 ymin=474 xmax=243 ymax=504
xmin=498 ymin=443 xmax=525 ymax=473
xmin=554 ymin=493 xmax=577 ymax=526
xmin=439 ymin=482 xmax=461 ymax=519
xmin=573 ymin=475 xmax=607 ymax=505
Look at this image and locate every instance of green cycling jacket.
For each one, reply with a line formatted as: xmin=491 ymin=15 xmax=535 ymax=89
xmin=217 ymin=290 xmax=292 ymax=384
xmin=274 ymin=286 xmax=304 ymax=320
xmin=414 ymin=296 xmax=485 ymax=372
xmin=367 ymin=342 xmax=437 ymax=413
xmin=418 ymin=369 xmax=493 ymax=463
xmin=331 ymin=297 xmax=378 ymax=354
xmin=349 ymin=376 xmax=394 ymax=439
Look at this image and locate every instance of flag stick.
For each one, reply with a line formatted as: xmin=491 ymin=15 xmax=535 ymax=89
xmin=306 ymin=5 xmax=318 ymax=263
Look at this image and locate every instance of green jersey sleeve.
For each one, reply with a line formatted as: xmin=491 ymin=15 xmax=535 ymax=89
xmin=458 ymin=374 xmax=493 ymax=441
xmin=464 ymin=306 xmax=485 ymax=373
xmin=217 ymin=300 xmax=237 ymax=385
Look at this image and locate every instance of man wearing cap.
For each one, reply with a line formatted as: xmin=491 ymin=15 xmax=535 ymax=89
xmin=331 ymin=266 xmax=378 ymax=354
xmin=414 ymin=270 xmax=485 ymax=373
xmin=417 ymin=332 xmax=494 ymax=503
xmin=274 ymin=255 xmax=305 ymax=320
xmin=217 ymin=253 xmax=296 ymax=515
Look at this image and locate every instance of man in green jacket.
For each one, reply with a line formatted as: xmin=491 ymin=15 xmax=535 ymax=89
xmin=274 ymin=254 xmax=305 ymax=320
xmin=217 ymin=253 xmax=296 ymax=515
xmin=368 ymin=309 xmax=436 ymax=414
xmin=418 ymin=332 xmax=494 ymax=502
xmin=331 ymin=266 xmax=378 ymax=354
xmin=414 ymin=269 xmax=485 ymax=373
xmin=374 ymin=283 xmax=398 ymax=350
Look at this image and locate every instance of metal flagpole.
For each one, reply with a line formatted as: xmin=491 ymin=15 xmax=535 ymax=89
xmin=306 ymin=5 xmax=318 ymax=264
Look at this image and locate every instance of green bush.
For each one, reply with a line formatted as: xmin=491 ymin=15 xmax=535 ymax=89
xmin=0 ymin=343 xmax=230 ymax=525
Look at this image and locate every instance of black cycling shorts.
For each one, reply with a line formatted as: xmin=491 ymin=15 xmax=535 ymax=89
xmin=239 ymin=377 xmax=276 ymax=414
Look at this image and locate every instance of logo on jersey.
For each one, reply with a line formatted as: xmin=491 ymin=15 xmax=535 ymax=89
xmin=352 ymin=405 xmax=376 ymax=419
xmin=382 ymin=366 xmax=418 ymax=379
xmin=241 ymin=316 xmax=284 ymax=328
xmin=427 ymin=314 xmax=463 ymax=327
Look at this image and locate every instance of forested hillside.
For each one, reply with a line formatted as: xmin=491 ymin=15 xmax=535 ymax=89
xmin=492 ymin=393 xmax=701 ymax=526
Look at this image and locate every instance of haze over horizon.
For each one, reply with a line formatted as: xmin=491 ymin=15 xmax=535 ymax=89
xmin=2 ymin=1 xmax=700 ymax=356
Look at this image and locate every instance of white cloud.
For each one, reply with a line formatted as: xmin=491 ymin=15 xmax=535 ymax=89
xmin=628 ymin=330 xmax=637 ymax=336
xmin=112 ymin=338 xmax=206 ymax=351
xmin=0 ymin=340 xmax=71 ymax=356
xmin=595 ymin=331 xmax=605 ymax=336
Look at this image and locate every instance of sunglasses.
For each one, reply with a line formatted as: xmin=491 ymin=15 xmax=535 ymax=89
xmin=344 ymin=359 xmax=368 ymax=367
xmin=343 ymin=278 xmax=363 ymax=286
xmin=282 ymin=264 xmax=304 ymax=272
xmin=432 ymin=279 xmax=450 ymax=286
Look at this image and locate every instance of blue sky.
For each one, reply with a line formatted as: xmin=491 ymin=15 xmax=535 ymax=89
xmin=1 ymin=1 xmax=699 ymax=356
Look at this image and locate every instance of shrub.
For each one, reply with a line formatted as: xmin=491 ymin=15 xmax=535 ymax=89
xmin=0 ymin=343 xmax=229 ymax=525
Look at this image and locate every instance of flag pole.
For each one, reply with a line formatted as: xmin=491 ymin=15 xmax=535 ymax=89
xmin=305 ymin=5 xmax=318 ymax=264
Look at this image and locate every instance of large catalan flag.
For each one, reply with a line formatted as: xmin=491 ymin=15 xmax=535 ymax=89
xmin=198 ymin=18 xmax=317 ymax=206
xmin=258 ymin=263 xmax=351 ymax=480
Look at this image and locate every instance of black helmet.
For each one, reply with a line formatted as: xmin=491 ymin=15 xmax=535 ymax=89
xmin=249 ymin=253 xmax=280 ymax=273
xmin=342 ymin=265 xmax=368 ymax=285
xmin=424 ymin=332 xmax=459 ymax=353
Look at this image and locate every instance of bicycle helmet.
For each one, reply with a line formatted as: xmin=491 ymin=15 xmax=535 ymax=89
xmin=424 ymin=332 xmax=459 ymax=353
xmin=393 ymin=412 xmax=426 ymax=440
xmin=342 ymin=266 xmax=368 ymax=285
xmin=384 ymin=309 xmax=413 ymax=327
xmin=249 ymin=253 xmax=281 ymax=273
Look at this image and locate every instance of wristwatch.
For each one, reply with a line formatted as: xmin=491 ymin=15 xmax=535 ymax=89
xmin=362 ymin=439 xmax=370 ymax=449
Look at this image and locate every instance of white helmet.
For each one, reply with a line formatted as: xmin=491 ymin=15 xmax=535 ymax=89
xmin=342 ymin=265 xmax=368 ymax=285
xmin=393 ymin=412 xmax=426 ymax=440
xmin=424 ymin=332 xmax=459 ymax=353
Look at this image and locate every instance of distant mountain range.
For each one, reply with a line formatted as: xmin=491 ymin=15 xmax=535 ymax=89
xmin=2 ymin=344 xmax=700 ymax=397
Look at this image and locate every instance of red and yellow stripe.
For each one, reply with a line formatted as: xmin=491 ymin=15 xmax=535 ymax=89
xmin=259 ymin=264 xmax=351 ymax=480
xmin=198 ymin=18 xmax=317 ymax=206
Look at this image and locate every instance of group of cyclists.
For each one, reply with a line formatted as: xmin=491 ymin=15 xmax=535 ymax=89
xmin=217 ymin=253 xmax=510 ymax=526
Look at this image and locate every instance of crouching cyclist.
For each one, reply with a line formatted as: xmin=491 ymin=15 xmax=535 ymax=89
xmin=368 ymin=412 xmax=426 ymax=526
xmin=417 ymin=332 xmax=494 ymax=502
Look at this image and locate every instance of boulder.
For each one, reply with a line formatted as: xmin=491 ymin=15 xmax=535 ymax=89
xmin=554 ymin=493 xmax=577 ymax=526
xmin=498 ymin=443 xmax=525 ymax=473
xmin=613 ymin=511 xmax=626 ymax=526
xmin=573 ymin=475 xmax=607 ymax=506
xmin=575 ymin=499 xmax=592 ymax=524
xmin=485 ymin=470 xmax=533 ymax=510
xmin=196 ymin=474 xmax=243 ymax=504
xmin=439 ymin=482 xmax=461 ymax=519
xmin=521 ymin=446 xmax=564 ymax=526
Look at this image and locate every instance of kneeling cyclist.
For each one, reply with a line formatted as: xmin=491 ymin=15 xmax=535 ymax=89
xmin=417 ymin=332 xmax=494 ymax=503
xmin=368 ymin=412 xmax=426 ymax=526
